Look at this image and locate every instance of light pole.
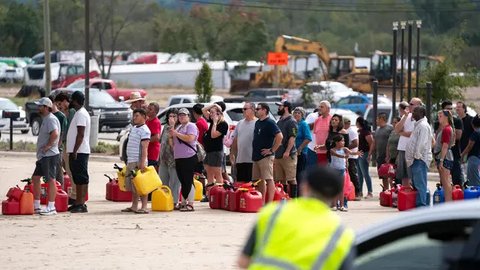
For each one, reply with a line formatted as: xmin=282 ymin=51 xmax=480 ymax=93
xmin=85 ymin=0 xmax=90 ymax=110
xmin=43 ymin=0 xmax=51 ymax=96
xmin=392 ymin=21 xmax=398 ymax=118
xmin=416 ymin=20 xmax=422 ymax=97
xmin=400 ymin=21 xmax=406 ymax=101
xmin=407 ymin=21 xmax=413 ymax=101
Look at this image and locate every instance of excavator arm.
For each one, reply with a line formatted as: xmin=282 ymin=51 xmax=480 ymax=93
xmin=275 ymin=35 xmax=331 ymax=66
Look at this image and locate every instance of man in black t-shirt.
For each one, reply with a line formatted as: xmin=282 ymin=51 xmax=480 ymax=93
xmin=274 ymin=100 xmax=298 ymax=198
xmin=457 ymin=101 xmax=474 ymax=154
xmin=434 ymin=100 xmax=464 ymax=185
xmin=252 ymin=102 xmax=283 ymax=203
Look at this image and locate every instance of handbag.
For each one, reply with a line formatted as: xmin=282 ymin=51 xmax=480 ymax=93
xmin=178 ymin=137 xmax=206 ymax=162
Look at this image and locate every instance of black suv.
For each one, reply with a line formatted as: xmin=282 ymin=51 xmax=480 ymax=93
xmin=25 ymin=88 xmax=132 ymax=135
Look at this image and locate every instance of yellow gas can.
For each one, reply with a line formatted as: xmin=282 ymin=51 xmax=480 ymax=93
xmin=117 ymin=166 xmax=128 ymax=192
xmin=194 ymin=179 xmax=203 ymax=201
xmin=132 ymin=166 xmax=162 ymax=196
xmin=152 ymin=185 xmax=174 ymax=211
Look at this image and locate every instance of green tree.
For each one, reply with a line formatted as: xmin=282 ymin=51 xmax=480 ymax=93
xmin=195 ymin=62 xmax=214 ymax=103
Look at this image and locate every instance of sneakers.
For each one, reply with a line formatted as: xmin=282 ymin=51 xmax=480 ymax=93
xmin=39 ymin=208 xmax=57 ymax=216
xmin=338 ymin=207 xmax=348 ymax=212
xmin=70 ymin=204 xmax=88 ymax=213
xmin=34 ymin=208 xmax=42 ymax=214
xmin=331 ymin=206 xmax=337 ymax=211
xmin=365 ymin=193 xmax=374 ymax=199
xmin=200 ymin=196 xmax=209 ymax=203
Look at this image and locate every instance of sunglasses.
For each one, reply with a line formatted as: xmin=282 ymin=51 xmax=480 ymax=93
xmin=255 ymin=108 xmax=263 ymax=111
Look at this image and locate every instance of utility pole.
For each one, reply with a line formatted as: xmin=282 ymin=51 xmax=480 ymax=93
xmin=416 ymin=20 xmax=422 ymax=97
xmin=43 ymin=0 xmax=51 ymax=96
xmin=407 ymin=21 xmax=413 ymax=101
xmin=392 ymin=21 xmax=398 ymax=118
xmin=400 ymin=21 xmax=406 ymax=101
xmin=85 ymin=0 xmax=90 ymax=110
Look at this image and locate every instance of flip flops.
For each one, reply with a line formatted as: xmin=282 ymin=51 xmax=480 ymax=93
xmin=134 ymin=209 xmax=149 ymax=214
xmin=121 ymin=207 xmax=135 ymax=213
xmin=180 ymin=204 xmax=194 ymax=212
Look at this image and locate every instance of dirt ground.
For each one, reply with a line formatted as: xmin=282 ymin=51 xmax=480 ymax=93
xmin=0 ymin=151 xmax=443 ymax=270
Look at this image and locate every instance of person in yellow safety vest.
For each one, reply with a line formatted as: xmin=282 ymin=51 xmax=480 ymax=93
xmin=238 ymin=166 xmax=355 ymax=270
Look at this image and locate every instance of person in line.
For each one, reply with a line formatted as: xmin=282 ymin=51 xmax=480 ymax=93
xmin=313 ymin=101 xmax=332 ymax=165
xmin=405 ymin=106 xmax=433 ymax=207
xmin=461 ymin=115 xmax=480 ymax=186
xmin=316 ymin=114 xmax=349 ymax=162
xmin=274 ymin=100 xmax=298 ymax=198
xmin=32 ymin=97 xmax=61 ymax=215
xmin=125 ymin=91 xmax=146 ymax=110
xmin=292 ymin=107 xmax=312 ymax=193
xmin=374 ymin=113 xmax=393 ymax=190
xmin=145 ymin=102 xmax=161 ymax=171
xmin=158 ymin=109 xmax=181 ymax=209
xmin=171 ymin=108 xmax=198 ymax=211
xmin=121 ymin=109 xmax=151 ymax=214
xmin=202 ymin=103 xmax=229 ymax=193
xmin=344 ymin=118 xmax=361 ymax=201
xmin=434 ymin=100 xmax=464 ymax=186
xmin=252 ymin=102 xmax=283 ymax=203
xmin=386 ymin=116 xmax=402 ymax=185
xmin=54 ymin=92 xmax=76 ymax=204
xmin=434 ymin=110 xmax=456 ymax=201
xmin=305 ymin=109 xmax=319 ymax=167
xmin=238 ymin=166 xmax=355 ymax=270
xmin=356 ymin=117 xmax=374 ymax=199
xmin=230 ymin=102 xmax=257 ymax=183
xmin=329 ymin=135 xmax=362 ymax=212
xmin=66 ymin=91 xmax=91 ymax=213
xmin=48 ymin=95 xmax=67 ymax=187
xmin=395 ymin=97 xmax=422 ymax=187
xmin=457 ymin=101 xmax=474 ymax=156
xmin=192 ymin=103 xmax=208 ymax=201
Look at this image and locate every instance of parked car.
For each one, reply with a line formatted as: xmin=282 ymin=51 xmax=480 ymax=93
xmin=224 ymin=88 xmax=289 ymax=103
xmin=334 ymin=94 xmax=391 ymax=115
xmin=307 ymin=81 xmax=357 ymax=103
xmin=305 ymin=108 xmax=359 ymax=125
xmin=166 ymin=94 xmax=224 ymax=107
xmin=118 ymin=102 xmax=276 ymax=162
xmin=66 ymin=78 xmax=147 ymax=102
xmin=25 ymin=88 xmax=131 ymax=135
xmin=355 ymin=201 xmax=480 ymax=269
xmin=0 ymin=58 xmax=27 ymax=83
xmin=0 ymin=98 xmax=29 ymax=134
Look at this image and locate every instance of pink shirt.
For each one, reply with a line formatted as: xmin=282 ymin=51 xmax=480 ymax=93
xmin=314 ymin=114 xmax=332 ymax=154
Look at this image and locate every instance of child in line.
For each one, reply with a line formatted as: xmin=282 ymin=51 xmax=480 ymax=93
xmin=329 ymin=134 xmax=362 ymax=211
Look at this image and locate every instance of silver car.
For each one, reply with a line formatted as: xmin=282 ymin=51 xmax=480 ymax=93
xmin=0 ymin=98 xmax=29 ymax=134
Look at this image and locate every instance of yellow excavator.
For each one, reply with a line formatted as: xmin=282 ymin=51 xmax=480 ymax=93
xmin=249 ymin=35 xmax=368 ymax=90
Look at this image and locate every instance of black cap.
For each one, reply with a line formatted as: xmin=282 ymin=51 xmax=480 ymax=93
xmin=193 ymin=103 xmax=204 ymax=115
xmin=275 ymin=100 xmax=292 ymax=110
xmin=302 ymin=166 xmax=343 ymax=198
xmin=214 ymin=101 xmax=226 ymax=113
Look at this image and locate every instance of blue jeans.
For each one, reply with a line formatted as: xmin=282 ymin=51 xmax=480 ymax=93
xmin=410 ymin=159 xmax=428 ymax=207
xmin=306 ymin=149 xmax=318 ymax=169
xmin=357 ymin=152 xmax=372 ymax=194
xmin=467 ymin=156 xmax=480 ymax=186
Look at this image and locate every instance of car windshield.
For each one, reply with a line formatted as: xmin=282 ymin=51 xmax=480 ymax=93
xmin=0 ymin=99 xmax=18 ymax=110
xmin=226 ymin=108 xmax=244 ymax=122
xmin=90 ymin=90 xmax=117 ymax=107
xmin=366 ymin=108 xmax=390 ymax=124
xmin=67 ymin=80 xmax=85 ymax=89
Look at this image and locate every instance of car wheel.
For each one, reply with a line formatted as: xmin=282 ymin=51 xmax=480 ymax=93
xmin=21 ymin=129 xmax=29 ymax=134
xmin=31 ymin=117 xmax=41 ymax=136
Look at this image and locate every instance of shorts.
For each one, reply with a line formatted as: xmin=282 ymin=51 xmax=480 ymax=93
xmin=236 ymin=163 xmax=253 ymax=182
xmin=435 ymin=159 xmax=454 ymax=171
xmin=252 ymin=156 xmax=274 ymax=180
xmin=204 ymin=151 xmax=223 ymax=167
xmin=125 ymin=162 xmax=139 ymax=192
xmin=33 ymin=155 xmax=59 ymax=181
xmin=69 ymin=153 xmax=90 ymax=185
xmin=148 ymin=159 xmax=158 ymax=167
xmin=274 ymin=155 xmax=297 ymax=182
xmin=395 ymin=151 xmax=411 ymax=180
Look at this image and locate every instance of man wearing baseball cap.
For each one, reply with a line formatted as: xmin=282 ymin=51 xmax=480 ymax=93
xmin=274 ymin=100 xmax=299 ymax=198
xmin=32 ymin=97 xmax=61 ymax=215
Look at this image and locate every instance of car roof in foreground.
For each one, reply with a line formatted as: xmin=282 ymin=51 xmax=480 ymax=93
xmin=355 ymin=200 xmax=480 ymax=245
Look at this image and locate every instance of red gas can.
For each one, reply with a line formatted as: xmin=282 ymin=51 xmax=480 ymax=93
xmin=209 ymin=185 xmax=224 ymax=209
xmin=238 ymin=190 xmax=263 ymax=213
xmin=2 ymin=198 xmax=20 ymax=215
xmin=40 ymin=181 xmax=62 ymax=205
xmin=6 ymin=186 xmax=24 ymax=201
xmin=111 ymin=181 xmax=133 ymax=202
xmin=226 ymin=189 xmax=241 ymax=212
xmin=55 ymin=190 xmax=68 ymax=212
xmin=398 ymin=187 xmax=418 ymax=211
xmin=452 ymin=185 xmax=464 ymax=201
xmin=273 ymin=183 xmax=289 ymax=201
xmin=379 ymin=189 xmax=393 ymax=207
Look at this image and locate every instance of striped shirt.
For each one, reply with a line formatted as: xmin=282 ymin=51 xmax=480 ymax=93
xmin=405 ymin=117 xmax=433 ymax=167
xmin=127 ymin=124 xmax=151 ymax=164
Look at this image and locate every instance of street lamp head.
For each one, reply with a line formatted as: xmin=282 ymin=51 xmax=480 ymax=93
xmin=416 ymin=20 xmax=422 ymax=28
xmin=393 ymin=21 xmax=399 ymax=31
xmin=400 ymin=21 xmax=407 ymax=29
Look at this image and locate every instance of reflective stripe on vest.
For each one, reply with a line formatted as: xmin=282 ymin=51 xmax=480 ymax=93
xmin=253 ymin=202 xmax=347 ymax=270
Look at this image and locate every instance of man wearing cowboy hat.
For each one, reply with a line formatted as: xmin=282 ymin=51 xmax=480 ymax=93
xmin=126 ymin=92 xmax=147 ymax=110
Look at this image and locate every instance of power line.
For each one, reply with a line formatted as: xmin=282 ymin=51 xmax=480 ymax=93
xmin=180 ymin=0 xmax=480 ymax=13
